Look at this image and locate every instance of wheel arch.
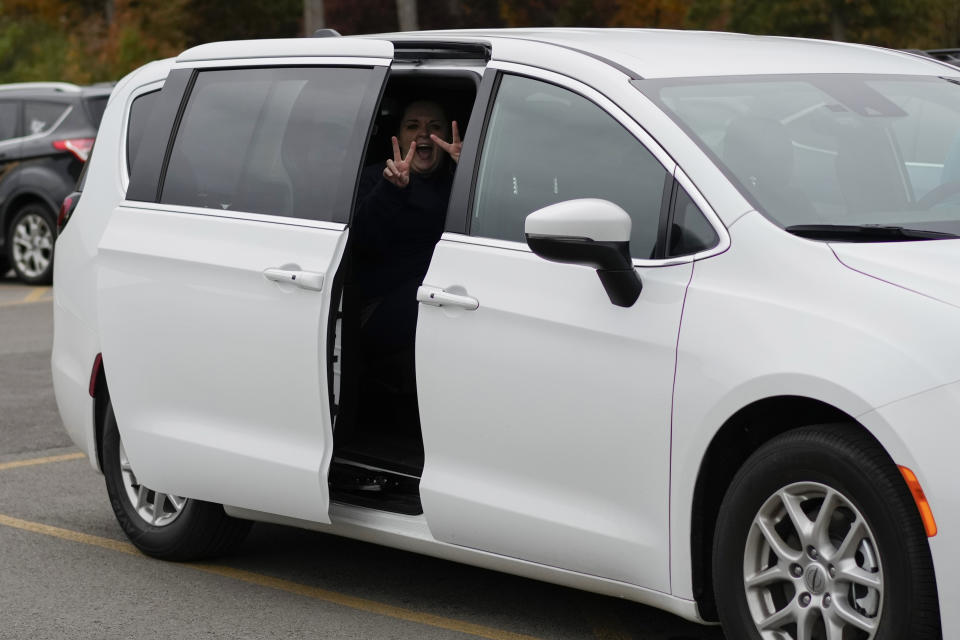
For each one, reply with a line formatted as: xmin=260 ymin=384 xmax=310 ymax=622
xmin=689 ymin=394 xmax=859 ymax=621
xmin=2 ymin=191 xmax=58 ymax=240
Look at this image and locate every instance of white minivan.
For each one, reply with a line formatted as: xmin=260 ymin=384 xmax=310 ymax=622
xmin=53 ymin=29 xmax=960 ymax=640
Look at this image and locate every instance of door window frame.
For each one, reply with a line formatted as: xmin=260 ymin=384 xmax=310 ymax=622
xmin=446 ymin=61 xmax=731 ymax=267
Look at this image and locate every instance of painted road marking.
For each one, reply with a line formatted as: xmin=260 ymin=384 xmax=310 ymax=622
xmin=0 ymin=285 xmax=53 ymax=308
xmin=23 ymin=287 xmax=49 ymax=303
xmin=0 ymin=511 xmax=543 ymax=640
xmin=1 ymin=454 xmax=631 ymax=638
xmin=0 ymin=513 xmax=137 ymax=554
xmin=0 ymin=452 xmax=86 ymax=471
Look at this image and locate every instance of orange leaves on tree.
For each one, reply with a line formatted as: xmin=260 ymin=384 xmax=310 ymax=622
xmin=610 ymin=0 xmax=690 ymax=28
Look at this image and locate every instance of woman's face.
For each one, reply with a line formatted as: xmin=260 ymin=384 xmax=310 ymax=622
xmin=398 ymin=101 xmax=449 ymax=174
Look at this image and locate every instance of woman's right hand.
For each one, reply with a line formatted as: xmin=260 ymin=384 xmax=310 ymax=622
xmin=384 ymin=136 xmax=415 ymax=188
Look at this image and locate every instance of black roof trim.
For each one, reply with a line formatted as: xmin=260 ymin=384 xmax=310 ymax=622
xmin=392 ymin=40 xmax=491 ymax=61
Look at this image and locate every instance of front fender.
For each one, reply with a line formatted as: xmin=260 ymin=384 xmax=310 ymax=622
xmin=669 ymin=211 xmax=960 ymax=601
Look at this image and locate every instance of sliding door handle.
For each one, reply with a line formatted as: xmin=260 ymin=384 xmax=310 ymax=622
xmin=417 ymin=285 xmax=478 ymax=311
xmin=263 ymin=267 xmax=324 ymax=291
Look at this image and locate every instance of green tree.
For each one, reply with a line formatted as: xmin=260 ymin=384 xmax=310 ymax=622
xmin=692 ymin=0 xmax=941 ymax=48
xmin=184 ymin=0 xmax=301 ymax=45
xmin=0 ymin=0 xmax=188 ymax=83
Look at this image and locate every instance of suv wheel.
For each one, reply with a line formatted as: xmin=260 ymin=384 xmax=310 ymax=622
xmin=102 ymin=401 xmax=251 ymax=560
xmin=713 ymin=424 xmax=941 ymax=640
xmin=7 ymin=203 xmax=55 ymax=285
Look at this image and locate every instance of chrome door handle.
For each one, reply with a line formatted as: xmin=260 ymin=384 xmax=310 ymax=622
xmin=263 ymin=267 xmax=324 ymax=291
xmin=417 ymin=285 xmax=479 ymax=311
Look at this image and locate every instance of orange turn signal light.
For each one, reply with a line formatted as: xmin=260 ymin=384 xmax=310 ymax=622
xmin=899 ymin=465 xmax=938 ymax=537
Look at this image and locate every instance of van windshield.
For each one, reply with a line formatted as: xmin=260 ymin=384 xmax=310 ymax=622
xmin=640 ymin=74 xmax=960 ymax=238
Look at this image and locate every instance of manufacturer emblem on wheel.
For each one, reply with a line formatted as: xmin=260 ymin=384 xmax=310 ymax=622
xmin=804 ymin=564 xmax=827 ymax=595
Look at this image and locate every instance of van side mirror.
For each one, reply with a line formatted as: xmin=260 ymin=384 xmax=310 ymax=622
xmin=524 ymin=199 xmax=642 ymax=307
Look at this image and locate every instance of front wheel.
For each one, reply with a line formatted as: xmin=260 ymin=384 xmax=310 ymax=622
xmin=713 ymin=424 xmax=941 ymax=640
xmin=102 ymin=401 xmax=251 ymax=560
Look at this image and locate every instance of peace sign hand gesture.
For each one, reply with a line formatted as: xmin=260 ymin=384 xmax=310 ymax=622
xmin=431 ymin=120 xmax=462 ymax=164
xmin=384 ymin=136 xmax=415 ymax=188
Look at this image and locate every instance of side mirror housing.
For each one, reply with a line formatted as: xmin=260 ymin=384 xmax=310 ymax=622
xmin=524 ymin=199 xmax=642 ymax=307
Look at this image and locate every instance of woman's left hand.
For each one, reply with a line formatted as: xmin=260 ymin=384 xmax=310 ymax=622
xmin=431 ymin=121 xmax=462 ymax=164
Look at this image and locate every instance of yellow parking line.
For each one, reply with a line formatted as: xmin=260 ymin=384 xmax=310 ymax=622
xmin=0 ymin=512 xmax=543 ymax=640
xmin=23 ymin=287 xmax=50 ymax=303
xmin=192 ymin=563 xmax=543 ymax=640
xmin=0 ymin=292 xmax=53 ymax=308
xmin=0 ymin=452 xmax=86 ymax=471
xmin=0 ymin=513 xmax=137 ymax=554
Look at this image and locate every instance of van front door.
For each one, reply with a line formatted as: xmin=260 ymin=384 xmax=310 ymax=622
xmin=416 ymin=69 xmax=686 ymax=591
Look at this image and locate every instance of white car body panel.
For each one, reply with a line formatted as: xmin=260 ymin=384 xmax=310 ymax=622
xmin=417 ymin=237 xmax=690 ymax=591
xmin=831 ymin=239 xmax=960 ymax=309
xmin=226 ymin=502 xmax=704 ymax=623
xmin=177 ymin=38 xmax=393 ymax=63
xmin=97 ymin=206 xmax=346 ymax=522
xmin=859 ymin=380 xmax=960 ymax=637
xmin=668 ymin=210 xmax=960 ymax=600
xmin=396 ymin=29 xmax=960 ymax=78
xmin=52 ymin=58 xmax=175 ymax=468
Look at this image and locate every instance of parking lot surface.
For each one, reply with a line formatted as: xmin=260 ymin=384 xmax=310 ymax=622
xmin=0 ymin=273 xmax=725 ymax=640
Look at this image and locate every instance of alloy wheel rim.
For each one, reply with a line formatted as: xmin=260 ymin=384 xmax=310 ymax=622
xmin=743 ymin=481 xmax=883 ymax=640
xmin=11 ymin=213 xmax=53 ymax=278
xmin=118 ymin=439 xmax=186 ymax=527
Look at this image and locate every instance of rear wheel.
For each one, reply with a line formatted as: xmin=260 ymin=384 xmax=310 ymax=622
xmin=102 ymin=401 xmax=251 ymax=560
xmin=713 ymin=424 xmax=941 ymax=640
xmin=7 ymin=203 xmax=56 ymax=285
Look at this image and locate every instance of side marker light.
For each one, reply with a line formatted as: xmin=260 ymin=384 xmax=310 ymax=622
xmin=899 ymin=465 xmax=938 ymax=537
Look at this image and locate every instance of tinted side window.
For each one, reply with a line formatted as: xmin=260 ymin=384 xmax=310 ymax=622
xmin=0 ymin=101 xmax=18 ymax=141
xmin=126 ymin=90 xmax=160 ymax=174
xmin=471 ymin=75 xmax=668 ymax=259
xmin=24 ymin=101 xmax=69 ymax=136
xmin=667 ymin=187 xmax=719 ymax=257
xmin=161 ymin=66 xmax=371 ymax=221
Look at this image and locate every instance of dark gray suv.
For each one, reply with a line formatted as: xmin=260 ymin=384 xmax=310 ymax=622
xmin=0 ymin=82 xmax=111 ymax=284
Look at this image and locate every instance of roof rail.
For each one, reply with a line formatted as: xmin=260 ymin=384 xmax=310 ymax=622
xmin=924 ymin=48 xmax=960 ymax=64
xmin=0 ymin=81 xmax=81 ymax=93
xmin=312 ymin=28 xmax=341 ymax=38
xmin=392 ymin=40 xmax=491 ymax=61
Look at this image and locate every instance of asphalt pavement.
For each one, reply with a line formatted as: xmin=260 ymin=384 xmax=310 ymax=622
xmin=0 ymin=272 xmax=726 ymax=640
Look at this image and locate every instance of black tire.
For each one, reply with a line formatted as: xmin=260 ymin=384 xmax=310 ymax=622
xmin=102 ymin=402 xmax=251 ymax=560
xmin=6 ymin=203 xmax=56 ymax=285
xmin=713 ymin=424 xmax=941 ymax=640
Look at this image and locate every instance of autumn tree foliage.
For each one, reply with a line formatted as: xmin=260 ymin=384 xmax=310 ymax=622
xmin=0 ymin=0 xmax=189 ymax=83
xmin=3 ymin=0 xmax=960 ymax=84
xmin=695 ymin=0 xmax=942 ymax=48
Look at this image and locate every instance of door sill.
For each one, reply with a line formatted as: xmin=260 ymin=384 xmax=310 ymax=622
xmin=328 ymin=457 xmax=423 ymax=516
